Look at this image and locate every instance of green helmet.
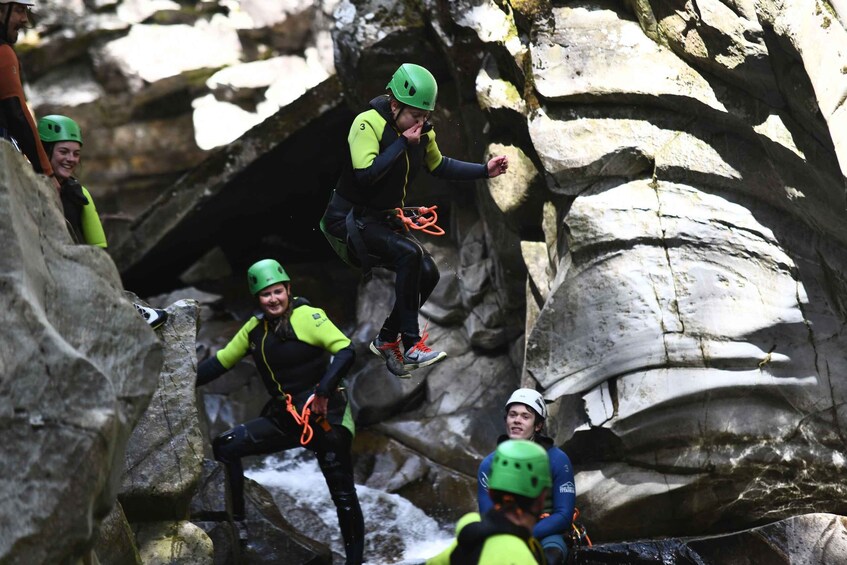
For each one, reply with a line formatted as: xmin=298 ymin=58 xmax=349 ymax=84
xmin=488 ymin=440 xmax=551 ymax=499
xmin=247 ymin=259 xmax=290 ymax=295
xmin=38 ymin=115 xmax=83 ymax=145
xmin=386 ymin=63 xmax=438 ymax=111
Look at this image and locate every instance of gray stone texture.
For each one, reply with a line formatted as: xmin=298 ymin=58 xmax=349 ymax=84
xmin=0 ymin=143 xmax=162 ymax=563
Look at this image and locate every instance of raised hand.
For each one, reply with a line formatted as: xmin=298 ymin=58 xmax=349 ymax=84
xmin=487 ymin=155 xmax=509 ymax=178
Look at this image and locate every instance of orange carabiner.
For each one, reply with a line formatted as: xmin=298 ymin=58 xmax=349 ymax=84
xmin=284 ymin=393 xmax=315 ymax=446
xmin=394 ymin=205 xmax=445 ymax=236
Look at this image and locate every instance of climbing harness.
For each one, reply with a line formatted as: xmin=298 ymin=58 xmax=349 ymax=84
xmin=284 ymin=393 xmax=317 ymax=446
xmin=568 ymin=507 xmax=592 ymax=548
xmin=394 ymin=205 xmax=444 ymax=235
xmin=537 ymin=507 xmax=592 ymax=549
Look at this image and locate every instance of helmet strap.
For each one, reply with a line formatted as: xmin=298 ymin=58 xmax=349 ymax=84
xmin=390 ymin=99 xmax=406 ymax=130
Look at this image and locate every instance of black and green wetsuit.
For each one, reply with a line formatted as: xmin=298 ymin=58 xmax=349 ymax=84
xmin=322 ymin=95 xmax=488 ymax=342
xmin=196 ymin=298 xmax=363 ymax=564
xmin=60 ymin=177 xmax=107 ymax=248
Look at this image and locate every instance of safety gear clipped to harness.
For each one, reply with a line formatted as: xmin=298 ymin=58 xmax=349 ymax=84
xmin=394 ymin=205 xmax=444 ymax=236
xmin=284 ymin=393 xmax=317 ymax=446
xmin=568 ymin=507 xmax=592 ymax=549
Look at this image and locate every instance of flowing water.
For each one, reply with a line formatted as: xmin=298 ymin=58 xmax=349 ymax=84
xmin=247 ymin=451 xmax=455 ymax=564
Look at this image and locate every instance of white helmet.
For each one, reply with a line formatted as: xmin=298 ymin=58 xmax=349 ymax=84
xmin=504 ymin=388 xmax=548 ymax=420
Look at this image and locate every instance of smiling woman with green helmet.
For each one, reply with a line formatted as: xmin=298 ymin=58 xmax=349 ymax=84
xmin=37 ymin=114 xmax=107 ymax=248
xmin=37 ymin=114 xmax=167 ymax=329
xmin=321 ymin=63 xmax=511 ymax=379
xmin=427 ymin=439 xmax=552 ymax=565
xmin=196 ymin=259 xmax=364 ymax=564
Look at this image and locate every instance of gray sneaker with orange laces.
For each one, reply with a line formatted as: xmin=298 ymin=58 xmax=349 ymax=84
xmin=369 ymin=335 xmax=411 ymax=378
xmin=402 ymin=332 xmax=446 ymax=370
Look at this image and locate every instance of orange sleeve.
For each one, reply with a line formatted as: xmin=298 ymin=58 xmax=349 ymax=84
xmin=0 ymin=45 xmax=53 ymax=177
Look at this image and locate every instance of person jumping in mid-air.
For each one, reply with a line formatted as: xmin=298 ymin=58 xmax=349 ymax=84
xmin=321 ymin=63 xmax=509 ymax=377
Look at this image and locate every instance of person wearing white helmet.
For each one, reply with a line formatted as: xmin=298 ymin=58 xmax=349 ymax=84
xmin=0 ymin=0 xmax=56 ymax=183
xmin=477 ymin=388 xmax=576 ymax=565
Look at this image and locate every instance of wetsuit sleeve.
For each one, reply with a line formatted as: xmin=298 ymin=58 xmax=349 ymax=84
xmin=430 ymin=157 xmax=488 ymax=180
xmin=424 ymin=128 xmax=487 ymax=180
xmin=0 ymin=46 xmax=53 ymax=176
xmin=290 ymin=305 xmax=354 ymax=396
xmin=477 ymin=454 xmax=495 ymax=515
xmin=214 ymin=317 xmax=259 ymax=369
xmin=349 ymin=110 xmax=408 ymax=186
xmin=196 ymin=355 xmax=227 ymax=386
xmin=80 ymin=186 xmax=107 ymax=248
xmin=533 ymin=448 xmax=576 ymax=540
xmin=422 ymin=129 xmax=443 ymax=172
xmin=315 ymin=344 xmax=354 ymax=397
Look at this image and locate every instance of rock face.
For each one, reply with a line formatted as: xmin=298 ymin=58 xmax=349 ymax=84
xmin=12 ymin=0 xmax=847 ymax=556
xmin=110 ymin=76 xmax=355 ymax=296
xmin=0 ymin=143 xmax=162 ymax=563
xmin=119 ymin=299 xmax=206 ymax=522
xmin=575 ymin=513 xmax=847 ymax=564
xmin=22 ymin=0 xmax=341 ymax=218
xmin=177 ymin=0 xmax=847 ymax=546
xmin=517 ymin=0 xmax=847 ymax=540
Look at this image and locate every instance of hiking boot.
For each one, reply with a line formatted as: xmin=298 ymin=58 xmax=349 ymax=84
xmin=402 ymin=331 xmax=446 ymax=370
xmin=134 ymin=303 xmax=168 ymax=330
xmin=369 ymin=335 xmax=411 ymax=378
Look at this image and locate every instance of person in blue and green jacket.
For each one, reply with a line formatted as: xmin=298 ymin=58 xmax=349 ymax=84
xmin=196 ymin=259 xmax=364 ymax=564
xmin=478 ymin=389 xmax=576 ymax=565
xmin=321 ymin=63 xmax=509 ymax=378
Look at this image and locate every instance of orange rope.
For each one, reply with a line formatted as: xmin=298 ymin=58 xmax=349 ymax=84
xmin=284 ymin=393 xmax=315 ymax=445
xmin=394 ymin=206 xmax=445 ymax=236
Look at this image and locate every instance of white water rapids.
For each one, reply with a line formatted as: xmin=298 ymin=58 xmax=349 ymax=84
xmin=246 ymin=451 xmax=455 ymax=564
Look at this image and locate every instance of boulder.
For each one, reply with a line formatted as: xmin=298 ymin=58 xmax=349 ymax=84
xmin=0 ymin=143 xmax=162 ymax=562
xmin=134 ymin=521 xmax=214 ymax=565
xmin=111 ymin=76 xmax=354 ymax=295
xmin=528 ymin=178 xmax=847 ymax=538
xmin=574 ymin=513 xmax=847 ymax=564
xmin=94 ymin=502 xmax=142 ymax=565
xmin=120 ymin=300 xmax=205 ymax=522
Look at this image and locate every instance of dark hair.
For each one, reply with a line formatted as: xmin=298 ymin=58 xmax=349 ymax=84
xmin=0 ymin=4 xmax=36 ymax=44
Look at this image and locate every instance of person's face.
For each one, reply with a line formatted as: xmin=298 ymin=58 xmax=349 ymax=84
xmin=5 ymin=4 xmax=30 ymax=45
xmin=505 ymin=403 xmax=541 ymax=440
xmin=392 ymin=103 xmax=430 ymax=131
xmin=257 ymin=282 xmax=290 ymax=318
xmin=50 ymin=141 xmax=81 ymax=182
